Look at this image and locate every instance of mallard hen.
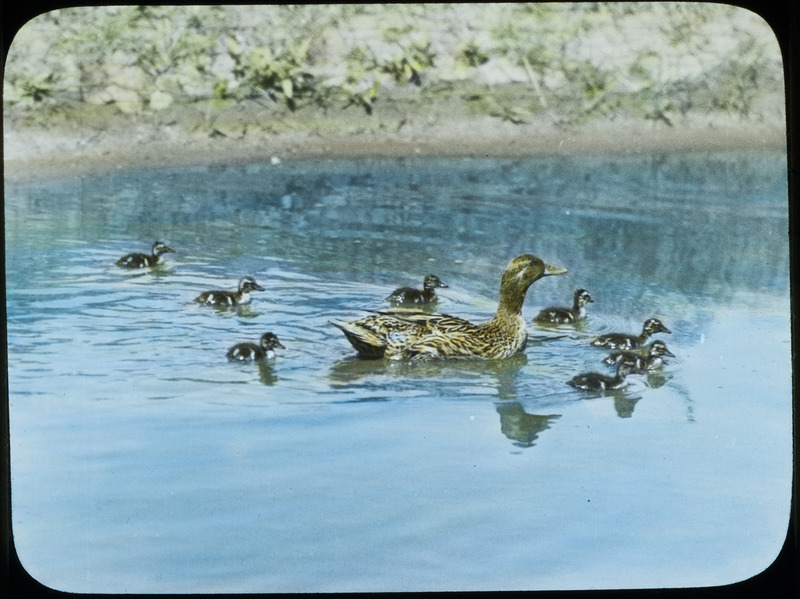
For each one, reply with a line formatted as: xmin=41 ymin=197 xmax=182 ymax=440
xmin=332 ymin=254 xmax=566 ymax=360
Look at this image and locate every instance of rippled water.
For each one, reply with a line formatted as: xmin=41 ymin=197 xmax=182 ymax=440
xmin=6 ymin=152 xmax=791 ymax=592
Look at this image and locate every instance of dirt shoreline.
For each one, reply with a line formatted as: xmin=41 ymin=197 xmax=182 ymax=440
xmin=3 ymin=114 xmax=787 ymax=184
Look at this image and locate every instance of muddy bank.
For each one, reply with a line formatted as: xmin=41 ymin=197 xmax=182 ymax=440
xmin=3 ymin=99 xmax=786 ymax=184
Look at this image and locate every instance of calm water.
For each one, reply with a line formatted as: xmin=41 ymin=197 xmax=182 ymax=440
xmin=6 ymin=152 xmax=792 ymax=593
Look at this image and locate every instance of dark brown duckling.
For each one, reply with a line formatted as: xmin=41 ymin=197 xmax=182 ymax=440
xmin=386 ymin=274 xmax=448 ymax=306
xmin=590 ymin=318 xmax=671 ymax=350
xmin=533 ymin=288 xmax=593 ymax=324
xmin=227 ymin=332 xmax=285 ymax=362
xmin=567 ymin=362 xmax=633 ymax=391
xmin=116 ymin=241 xmax=174 ymax=268
xmin=195 ymin=276 xmax=264 ymax=307
xmin=602 ymin=339 xmax=675 ymax=372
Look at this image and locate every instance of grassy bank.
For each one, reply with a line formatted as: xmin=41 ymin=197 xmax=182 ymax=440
xmin=3 ymin=3 xmax=786 ymax=180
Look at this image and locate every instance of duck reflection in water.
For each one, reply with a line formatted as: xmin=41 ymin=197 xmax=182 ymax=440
xmin=496 ymin=402 xmax=560 ymax=448
xmin=329 ymin=350 xmax=558 ymax=448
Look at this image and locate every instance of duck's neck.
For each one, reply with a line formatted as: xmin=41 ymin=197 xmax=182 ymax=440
xmin=572 ymin=297 xmax=583 ymax=317
xmin=496 ymin=283 xmax=528 ymax=318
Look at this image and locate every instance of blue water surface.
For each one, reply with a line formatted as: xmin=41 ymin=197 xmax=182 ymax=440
xmin=6 ymin=152 xmax=792 ymax=592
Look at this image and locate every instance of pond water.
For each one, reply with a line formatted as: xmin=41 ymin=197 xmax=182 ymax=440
xmin=6 ymin=151 xmax=792 ymax=593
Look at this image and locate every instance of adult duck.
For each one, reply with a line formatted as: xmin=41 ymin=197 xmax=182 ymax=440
xmin=533 ymin=288 xmax=593 ymax=324
xmin=116 ymin=241 xmax=174 ymax=268
xmin=589 ymin=318 xmax=670 ymax=350
xmin=386 ymin=274 xmax=448 ymax=306
xmin=332 ymin=254 xmax=566 ymax=360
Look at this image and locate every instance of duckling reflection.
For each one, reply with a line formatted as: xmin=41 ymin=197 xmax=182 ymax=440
xmin=611 ymin=391 xmax=643 ymax=418
xmin=256 ymin=360 xmax=279 ymax=386
xmin=496 ymin=403 xmax=560 ymax=448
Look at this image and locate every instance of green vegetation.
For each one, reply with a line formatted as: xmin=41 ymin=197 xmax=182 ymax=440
xmin=4 ymin=3 xmax=783 ymax=130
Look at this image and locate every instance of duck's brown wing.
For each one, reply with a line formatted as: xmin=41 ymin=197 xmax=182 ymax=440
xmin=332 ymin=310 xmax=476 ymax=359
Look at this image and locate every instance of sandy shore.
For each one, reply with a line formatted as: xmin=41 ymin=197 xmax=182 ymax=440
xmin=3 ymin=102 xmax=787 ymax=184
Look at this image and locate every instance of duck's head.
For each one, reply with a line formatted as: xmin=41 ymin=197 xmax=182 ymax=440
xmin=498 ymin=254 xmax=566 ymax=314
xmin=649 ymin=340 xmax=674 ymax=358
xmin=575 ymin=289 xmax=593 ymax=307
xmin=152 ymin=241 xmax=175 ymax=256
xmin=239 ymin=276 xmax=265 ymax=293
xmin=259 ymin=332 xmax=285 ymax=351
xmin=642 ymin=318 xmax=671 ymax=335
xmin=502 ymin=254 xmax=566 ymax=288
xmin=423 ymin=274 xmax=448 ymax=290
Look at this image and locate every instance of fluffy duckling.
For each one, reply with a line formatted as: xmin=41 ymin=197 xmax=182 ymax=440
xmin=332 ymin=254 xmax=566 ymax=360
xmin=227 ymin=332 xmax=285 ymax=362
xmin=602 ymin=339 xmax=675 ymax=372
xmin=195 ymin=276 xmax=264 ymax=306
xmin=116 ymin=241 xmax=174 ymax=268
xmin=567 ymin=362 xmax=633 ymax=391
xmin=533 ymin=288 xmax=593 ymax=324
xmin=386 ymin=274 xmax=448 ymax=306
xmin=590 ymin=318 xmax=670 ymax=350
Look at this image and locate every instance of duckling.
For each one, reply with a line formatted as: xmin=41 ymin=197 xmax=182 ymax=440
xmin=116 ymin=241 xmax=174 ymax=268
xmin=533 ymin=288 xmax=593 ymax=324
xmin=602 ymin=339 xmax=675 ymax=372
xmin=227 ymin=332 xmax=285 ymax=362
xmin=195 ymin=276 xmax=265 ymax=306
xmin=567 ymin=362 xmax=633 ymax=391
xmin=386 ymin=274 xmax=448 ymax=306
xmin=331 ymin=254 xmax=566 ymax=360
xmin=589 ymin=318 xmax=670 ymax=350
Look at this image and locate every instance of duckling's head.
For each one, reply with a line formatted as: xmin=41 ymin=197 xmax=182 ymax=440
xmin=240 ymin=276 xmax=265 ymax=293
xmin=152 ymin=241 xmax=175 ymax=256
xmin=643 ymin=318 xmax=671 ymax=335
xmin=422 ymin=274 xmax=448 ymax=290
xmin=575 ymin=289 xmax=593 ymax=306
xmin=649 ymin=340 xmax=674 ymax=357
xmin=259 ymin=332 xmax=285 ymax=351
xmin=498 ymin=254 xmax=566 ymax=314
